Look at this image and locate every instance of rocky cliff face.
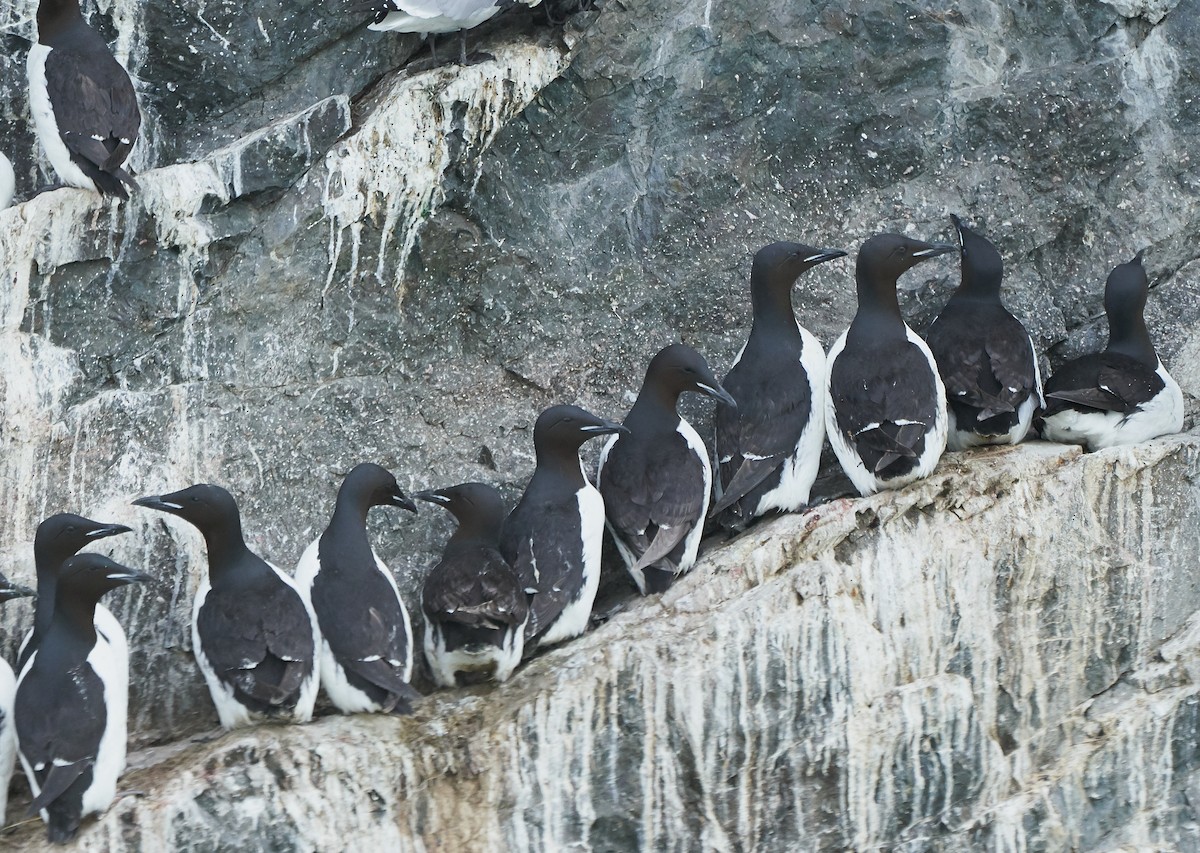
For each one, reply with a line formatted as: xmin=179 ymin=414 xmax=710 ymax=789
xmin=7 ymin=438 xmax=1200 ymax=851
xmin=1 ymin=0 xmax=1199 ymax=847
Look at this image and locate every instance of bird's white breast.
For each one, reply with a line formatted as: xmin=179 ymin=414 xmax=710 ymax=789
xmin=0 ymin=658 xmax=16 ymax=824
xmin=27 ymin=45 xmax=98 ymax=193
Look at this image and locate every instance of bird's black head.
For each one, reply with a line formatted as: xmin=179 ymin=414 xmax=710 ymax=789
xmin=56 ymin=553 xmax=152 ymax=603
xmin=0 ymin=572 xmax=35 ymax=604
xmin=857 ymin=232 xmax=956 ymax=283
xmin=132 ymin=483 xmax=241 ymax=533
xmin=1104 ymin=251 xmax=1149 ymax=319
xmin=1103 ymin=251 xmax=1158 ymax=366
xmin=34 ymin=513 xmax=133 ymax=572
xmin=414 ymin=482 xmax=508 ymax=533
xmin=643 ymin=344 xmax=737 ymax=408
xmin=951 ymin=214 xmax=1003 ymax=295
xmin=751 ymin=241 xmax=847 ymax=291
xmin=339 ymin=462 xmax=418 ymax=513
xmin=533 ymin=404 xmax=628 ymax=456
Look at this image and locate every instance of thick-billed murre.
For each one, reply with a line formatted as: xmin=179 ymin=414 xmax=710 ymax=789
xmin=294 ymin=463 xmax=421 ymax=715
xmin=925 ymin=215 xmax=1042 ymax=450
xmin=826 ymin=233 xmax=954 ymax=495
xmin=1040 ymin=252 xmax=1184 ymax=450
xmin=133 ymin=485 xmax=320 ymax=729
xmin=500 ymin=405 xmax=626 ymax=651
xmin=14 ymin=554 xmax=150 ymax=843
xmin=417 ymin=482 xmax=529 ymax=686
xmin=28 ymin=0 xmax=141 ymax=197
xmin=597 ymin=344 xmax=736 ymax=594
xmin=711 ymin=242 xmax=845 ymax=529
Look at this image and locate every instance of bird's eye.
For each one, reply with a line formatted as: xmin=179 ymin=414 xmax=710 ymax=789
xmin=190 ymin=496 xmax=200 ymax=503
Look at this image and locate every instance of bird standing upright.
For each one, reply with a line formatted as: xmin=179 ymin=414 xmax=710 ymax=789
xmin=598 ymin=344 xmax=736 ymax=594
xmin=500 ymin=405 xmax=626 ymax=651
xmin=19 ymin=513 xmax=134 ymax=783
xmin=133 ymin=485 xmax=319 ymax=730
xmin=826 ymin=233 xmax=955 ymax=496
xmin=14 ymin=554 xmax=150 ymax=844
xmin=19 ymin=513 xmax=133 ymax=673
xmin=28 ymin=0 xmax=141 ymax=197
xmin=710 ymin=242 xmax=846 ymax=529
xmin=294 ymin=463 xmax=421 ymax=715
xmin=925 ymin=215 xmax=1042 ymax=450
xmin=417 ymin=482 xmax=529 ymax=686
xmin=1040 ymin=252 xmax=1184 ymax=450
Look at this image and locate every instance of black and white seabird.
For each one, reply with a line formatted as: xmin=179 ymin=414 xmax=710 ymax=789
xmin=19 ymin=513 xmax=134 ymax=673
xmin=826 ymin=233 xmax=955 ymax=496
xmin=597 ymin=344 xmax=736 ymax=594
xmin=1041 ymin=252 xmax=1184 ymax=450
xmin=362 ymin=0 xmax=542 ymax=64
xmin=710 ymin=242 xmax=846 ymax=529
xmin=0 ymin=151 xmax=14 ymax=208
xmin=133 ymin=485 xmax=319 ymax=730
xmin=925 ymin=215 xmax=1043 ymax=450
xmin=294 ymin=464 xmax=421 ymax=715
xmin=0 ymin=573 xmax=35 ymax=826
xmin=19 ymin=514 xmax=134 ymax=782
xmin=416 ymin=482 xmax=529 ymax=686
xmin=27 ymin=0 xmax=141 ymax=198
xmin=14 ymin=554 xmax=150 ymax=844
xmin=500 ymin=405 xmax=626 ymax=651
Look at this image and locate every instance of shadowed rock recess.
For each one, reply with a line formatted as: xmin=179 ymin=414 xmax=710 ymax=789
xmin=2 ymin=0 xmax=1200 ymax=848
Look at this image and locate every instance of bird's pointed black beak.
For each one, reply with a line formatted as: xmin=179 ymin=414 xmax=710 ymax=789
xmin=580 ymin=419 xmax=631 ymax=437
xmin=413 ymin=489 xmax=452 ymax=506
xmin=949 ymin=214 xmax=968 ymax=250
xmin=696 ymin=380 xmax=737 ymax=408
xmin=800 ymin=248 xmax=848 ymax=265
xmin=132 ymin=495 xmax=183 ymax=514
xmin=0 ymin=578 xmax=35 ymax=601
xmin=392 ymin=490 xmax=418 ymax=513
xmin=912 ymin=243 xmax=957 ymax=259
xmin=106 ymin=568 xmax=155 ymax=586
xmin=87 ymin=523 xmax=133 ymax=539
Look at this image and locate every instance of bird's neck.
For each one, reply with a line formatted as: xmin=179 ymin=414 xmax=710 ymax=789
xmin=1106 ymin=314 xmax=1158 ymax=367
xmin=318 ymin=504 xmax=373 ymax=573
xmin=750 ymin=283 xmax=802 ymax=341
xmin=954 ymin=268 xmax=1003 ymax=303
xmin=49 ymin=597 xmax=99 ymax=649
xmin=32 ymin=552 xmax=63 ymax=640
xmin=446 ymin=520 xmax=502 ymax=551
xmin=626 ymin=384 xmax=681 ymax=432
xmin=329 ymin=500 xmax=371 ymax=533
xmin=201 ymin=523 xmax=254 ymax=578
xmin=533 ymin=447 xmax=588 ymax=487
xmin=849 ymin=272 xmax=907 ymax=345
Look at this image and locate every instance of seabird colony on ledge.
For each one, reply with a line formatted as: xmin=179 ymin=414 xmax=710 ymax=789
xmin=0 ymin=0 xmax=1188 ymax=843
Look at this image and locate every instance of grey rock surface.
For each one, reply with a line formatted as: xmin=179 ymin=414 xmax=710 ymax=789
xmin=1 ymin=0 xmax=1200 ymax=845
xmin=6 ymin=437 xmax=1200 ymax=851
